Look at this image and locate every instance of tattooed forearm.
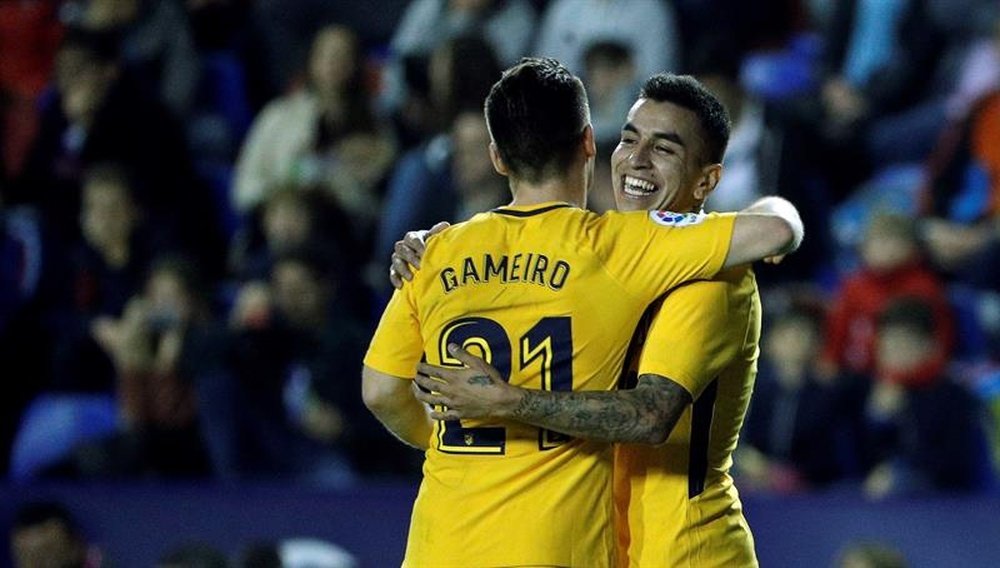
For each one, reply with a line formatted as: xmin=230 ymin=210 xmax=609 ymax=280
xmin=510 ymin=374 xmax=693 ymax=444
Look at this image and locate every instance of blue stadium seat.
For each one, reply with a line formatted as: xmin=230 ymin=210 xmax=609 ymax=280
xmin=9 ymin=393 xmax=119 ymax=481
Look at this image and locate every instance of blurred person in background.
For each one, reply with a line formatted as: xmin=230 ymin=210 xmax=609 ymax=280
xmin=862 ymin=297 xmax=983 ymax=498
xmin=191 ymin=249 xmax=387 ymax=483
xmin=793 ymin=0 xmax=998 ymax=197
xmin=51 ymin=163 xmax=163 ymax=393
xmin=63 ymin=0 xmax=200 ymax=120
xmin=692 ymin=35 xmax=835 ymax=283
xmin=233 ymin=24 xmax=396 ymax=246
xmin=375 ymin=108 xmax=507 ymax=293
xmin=0 ymin=0 xmax=63 ymax=181
xmin=534 ymin=0 xmax=680 ymax=80
xmin=240 ymin=538 xmax=357 ymax=568
xmin=231 ymin=188 xmax=366 ymax=310
xmin=837 ymin=541 xmax=908 ymax=568
xmin=11 ymin=27 xmax=222 ymax=272
xmin=920 ymin=13 xmax=1000 ymax=290
xmin=9 ymin=501 xmax=104 ymax=568
xmin=583 ymin=41 xmax=639 ymax=147
xmin=156 ymin=542 xmax=228 ymax=568
xmin=71 ymin=255 xmax=212 ymax=477
xmin=738 ymin=295 xmax=866 ymax=492
xmin=821 ymin=213 xmax=953 ymax=377
xmin=382 ymin=0 xmax=536 ymax=139
xmin=375 ymin=35 xmax=503 ymax=288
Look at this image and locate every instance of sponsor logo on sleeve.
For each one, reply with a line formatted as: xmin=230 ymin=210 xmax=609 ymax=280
xmin=649 ymin=210 xmax=705 ymax=227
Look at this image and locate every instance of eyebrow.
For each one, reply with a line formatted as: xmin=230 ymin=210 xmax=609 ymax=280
xmin=622 ymin=123 xmax=686 ymax=147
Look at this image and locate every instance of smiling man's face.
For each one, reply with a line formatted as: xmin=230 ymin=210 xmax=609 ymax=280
xmin=611 ymin=98 xmax=711 ymax=213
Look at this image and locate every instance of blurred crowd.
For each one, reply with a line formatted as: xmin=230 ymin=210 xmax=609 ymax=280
xmin=0 ymin=0 xmax=998 ymax=499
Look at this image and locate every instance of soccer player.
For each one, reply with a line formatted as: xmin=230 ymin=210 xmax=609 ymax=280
xmin=399 ymin=74 xmax=774 ymax=567
xmin=363 ymin=60 xmax=801 ymax=567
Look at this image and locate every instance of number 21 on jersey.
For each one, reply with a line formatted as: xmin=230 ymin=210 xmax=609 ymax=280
xmin=434 ymin=316 xmax=573 ymax=454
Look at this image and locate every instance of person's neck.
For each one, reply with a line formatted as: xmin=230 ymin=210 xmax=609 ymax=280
xmin=99 ymin=240 xmax=130 ymax=270
xmin=315 ymin=89 xmax=345 ymax=118
xmin=508 ymin=174 xmax=586 ymax=209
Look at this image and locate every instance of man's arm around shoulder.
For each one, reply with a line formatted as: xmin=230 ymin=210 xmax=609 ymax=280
xmin=412 ymin=345 xmax=692 ymax=445
xmin=723 ymin=196 xmax=805 ymax=269
xmin=362 ymin=366 xmax=433 ymax=450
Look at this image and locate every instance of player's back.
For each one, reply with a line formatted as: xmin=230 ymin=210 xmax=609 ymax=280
xmin=615 ymin=267 xmax=761 ymax=568
xmin=366 ymin=202 xmax=736 ymax=567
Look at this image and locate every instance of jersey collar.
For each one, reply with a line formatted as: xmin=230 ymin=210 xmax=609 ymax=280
xmin=492 ymin=202 xmax=575 ymax=218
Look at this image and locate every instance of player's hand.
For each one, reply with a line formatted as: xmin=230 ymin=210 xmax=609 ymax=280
xmin=413 ymin=343 xmax=520 ymax=420
xmin=390 ymin=221 xmax=450 ymax=289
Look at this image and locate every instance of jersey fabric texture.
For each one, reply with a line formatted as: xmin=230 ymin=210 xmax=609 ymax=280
xmin=614 ymin=267 xmax=761 ymax=568
xmin=364 ymin=203 xmax=736 ymax=567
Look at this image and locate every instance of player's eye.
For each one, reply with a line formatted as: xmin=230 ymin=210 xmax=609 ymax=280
xmin=655 ymin=145 xmax=674 ymax=155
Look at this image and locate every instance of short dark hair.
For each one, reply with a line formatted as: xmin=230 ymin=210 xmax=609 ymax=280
xmin=639 ymin=74 xmax=731 ymax=164
xmin=13 ymin=501 xmax=79 ymax=534
xmin=60 ymin=27 xmax=121 ymax=65
xmin=484 ymin=57 xmax=590 ymax=183
xmin=84 ymin=162 xmax=134 ymax=192
xmin=439 ymin=35 xmax=502 ymax=120
xmin=273 ymin=245 xmax=334 ymax=283
xmin=584 ymin=41 xmax=633 ymax=70
xmin=878 ymin=297 xmax=936 ymax=337
xmin=157 ymin=543 xmax=228 ymax=568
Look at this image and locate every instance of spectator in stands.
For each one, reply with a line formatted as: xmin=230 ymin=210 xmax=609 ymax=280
xmin=12 ymin=28 xmax=222 ymax=270
xmin=232 ymin=188 xmax=359 ymax=287
xmin=240 ymin=538 xmax=357 ymax=568
xmin=156 ymin=543 xmax=228 ymax=568
xmin=52 ymin=163 xmax=160 ymax=393
xmin=192 ymin=249 xmax=379 ymax=483
xmin=822 ymin=213 xmax=954 ymax=377
xmin=692 ymin=36 xmax=834 ymax=282
xmin=392 ymin=0 xmax=535 ymax=67
xmin=862 ymin=297 xmax=983 ymax=498
xmin=81 ymin=256 xmax=211 ymax=477
xmin=9 ymin=501 xmax=104 ymax=568
xmin=534 ymin=0 xmax=680 ymax=79
xmin=920 ymin=12 xmax=1000 ymax=289
xmin=738 ymin=297 xmax=866 ymax=491
xmin=65 ymin=0 xmax=200 ymax=119
xmin=382 ymin=0 xmax=535 ymax=128
xmin=837 ymin=541 xmax=908 ymax=568
xmin=0 ymin=0 xmax=62 ymax=180
xmin=375 ymin=108 xmax=507 ymax=290
xmin=234 ymin=25 xmax=395 ymax=245
xmin=374 ymin=36 xmax=503 ymax=280
xmin=794 ymin=0 xmax=997 ymax=195
xmin=583 ymin=41 xmax=639 ymax=147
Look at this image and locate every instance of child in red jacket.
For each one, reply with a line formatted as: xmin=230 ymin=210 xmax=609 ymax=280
xmin=822 ymin=213 xmax=954 ymax=377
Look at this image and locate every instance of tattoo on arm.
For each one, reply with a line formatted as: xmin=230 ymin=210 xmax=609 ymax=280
xmin=510 ymin=374 xmax=693 ymax=444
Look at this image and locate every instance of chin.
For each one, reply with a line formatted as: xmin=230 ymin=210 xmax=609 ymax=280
xmin=614 ymin=192 xmax=660 ymax=212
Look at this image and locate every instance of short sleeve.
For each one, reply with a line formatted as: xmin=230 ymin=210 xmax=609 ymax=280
xmin=363 ymin=286 xmax=424 ymax=378
xmin=637 ymin=279 xmax=739 ymax=398
xmin=598 ymin=211 xmax=736 ymax=302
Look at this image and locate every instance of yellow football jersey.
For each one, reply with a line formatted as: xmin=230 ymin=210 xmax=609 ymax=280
xmin=364 ymin=203 xmax=737 ymax=568
xmin=614 ymin=267 xmax=761 ymax=568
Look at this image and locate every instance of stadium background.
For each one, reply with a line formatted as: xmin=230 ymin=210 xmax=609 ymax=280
xmin=1 ymin=0 xmax=999 ymax=565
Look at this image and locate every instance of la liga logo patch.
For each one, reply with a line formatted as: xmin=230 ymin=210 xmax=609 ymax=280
xmin=649 ymin=210 xmax=705 ymax=227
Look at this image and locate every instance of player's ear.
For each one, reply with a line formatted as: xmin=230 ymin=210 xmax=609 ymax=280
xmin=581 ymin=124 xmax=597 ymax=159
xmin=489 ymin=142 xmax=510 ymax=177
xmin=694 ymin=163 xmax=722 ymax=202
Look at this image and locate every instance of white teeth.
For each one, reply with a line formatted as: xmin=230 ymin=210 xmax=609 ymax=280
xmin=623 ymin=175 xmax=656 ymax=196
